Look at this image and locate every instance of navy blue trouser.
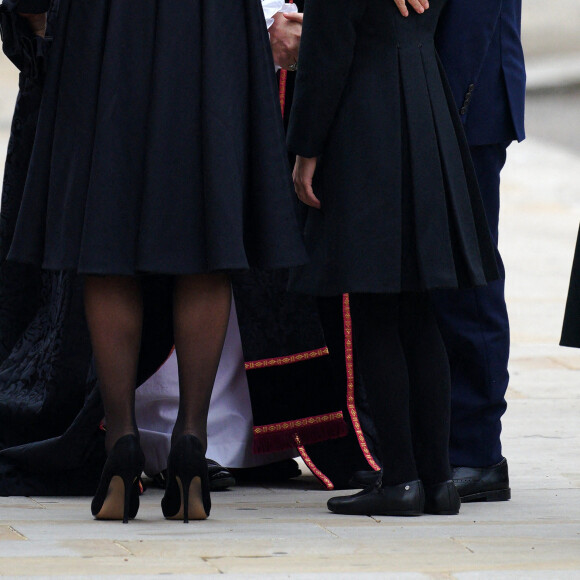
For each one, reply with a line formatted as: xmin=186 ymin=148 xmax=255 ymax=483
xmin=431 ymin=143 xmax=510 ymax=468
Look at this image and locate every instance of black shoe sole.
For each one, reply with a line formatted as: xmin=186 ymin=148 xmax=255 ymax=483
xmin=209 ymin=476 xmax=236 ymax=491
xmin=460 ymin=487 xmax=511 ymax=503
xmin=329 ymin=508 xmax=423 ymax=517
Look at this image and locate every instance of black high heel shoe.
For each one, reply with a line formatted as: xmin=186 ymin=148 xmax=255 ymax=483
xmin=161 ymin=434 xmax=211 ymax=523
xmin=91 ymin=434 xmax=145 ymax=523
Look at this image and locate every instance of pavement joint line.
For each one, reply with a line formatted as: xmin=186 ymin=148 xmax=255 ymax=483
xmin=8 ymin=526 xmax=27 ymax=540
xmin=200 ymin=556 xmax=225 ymax=575
xmin=28 ymin=498 xmax=48 ymax=509
xmin=113 ymin=541 xmax=132 ymax=555
xmin=316 ymin=523 xmax=339 ymax=538
xmin=450 ymin=537 xmax=474 ymax=554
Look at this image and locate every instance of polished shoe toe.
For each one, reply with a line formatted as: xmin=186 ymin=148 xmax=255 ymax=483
xmin=327 ymin=480 xmax=424 ymax=516
xmin=452 ymin=458 xmax=511 ymax=503
xmin=207 ymin=459 xmax=236 ymax=491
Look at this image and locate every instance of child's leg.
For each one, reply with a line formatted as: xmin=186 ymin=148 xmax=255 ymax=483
xmin=349 ymin=293 xmax=418 ymax=486
xmin=400 ymin=292 xmax=452 ymax=485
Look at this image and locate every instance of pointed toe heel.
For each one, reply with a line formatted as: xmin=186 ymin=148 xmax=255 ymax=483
xmin=161 ymin=435 xmax=211 ymax=523
xmin=91 ymin=434 xmax=145 ymax=523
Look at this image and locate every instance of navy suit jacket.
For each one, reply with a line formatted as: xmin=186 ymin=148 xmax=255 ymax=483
xmin=436 ymin=0 xmax=526 ymax=146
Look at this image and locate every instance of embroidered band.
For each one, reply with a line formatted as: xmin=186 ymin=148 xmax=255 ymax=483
xmin=343 ymin=293 xmax=381 ymax=471
xmin=245 ymin=347 xmax=329 ymax=371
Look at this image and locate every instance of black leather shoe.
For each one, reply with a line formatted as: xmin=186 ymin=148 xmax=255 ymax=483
xmin=348 ymin=469 xmax=382 ymax=489
xmin=207 ymin=459 xmax=236 ymax=491
xmin=452 ymin=458 xmax=511 ymax=502
xmin=327 ymin=480 xmax=424 ymax=516
xmin=424 ymin=480 xmax=461 ymax=515
xmin=148 ymin=459 xmax=236 ymax=492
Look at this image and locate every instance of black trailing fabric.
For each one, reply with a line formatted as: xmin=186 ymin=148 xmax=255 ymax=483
xmin=0 ymin=0 xmax=108 ymax=495
xmin=0 ymin=272 xmax=174 ymax=496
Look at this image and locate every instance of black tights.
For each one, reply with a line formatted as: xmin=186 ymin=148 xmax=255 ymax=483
xmin=84 ymin=274 xmax=231 ymax=452
xmin=348 ymin=292 xmax=451 ymax=486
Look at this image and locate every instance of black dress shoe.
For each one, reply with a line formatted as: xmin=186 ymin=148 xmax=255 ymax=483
xmin=207 ymin=459 xmax=236 ymax=491
xmin=423 ymin=480 xmax=461 ymax=515
xmin=348 ymin=469 xmax=382 ymax=489
xmin=452 ymin=458 xmax=511 ymax=502
xmin=327 ymin=480 xmax=424 ymax=516
xmin=148 ymin=459 xmax=236 ymax=492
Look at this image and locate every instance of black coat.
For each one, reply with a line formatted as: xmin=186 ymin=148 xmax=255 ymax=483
xmin=287 ymin=0 xmax=499 ymax=296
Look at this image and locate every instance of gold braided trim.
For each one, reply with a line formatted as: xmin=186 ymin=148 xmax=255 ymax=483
xmin=253 ymin=411 xmax=344 ymax=436
xmin=245 ymin=347 xmax=330 ymax=371
xmin=343 ymin=293 xmax=381 ymax=472
xmin=295 ymin=434 xmax=334 ymax=490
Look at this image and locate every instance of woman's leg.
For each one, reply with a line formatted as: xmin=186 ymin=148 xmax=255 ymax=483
xmin=399 ymin=292 xmax=452 ymax=485
xmin=349 ymin=293 xmax=418 ymax=486
xmin=84 ymin=275 xmax=143 ymax=452
xmin=172 ymin=273 xmax=231 ymax=449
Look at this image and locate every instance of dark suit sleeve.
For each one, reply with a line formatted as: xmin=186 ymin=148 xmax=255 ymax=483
xmin=435 ymin=0 xmax=501 ymax=112
xmin=287 ymin=0 xmax=366 ymax=158
xmin=2 ymin=0 xmax=50 ymax=13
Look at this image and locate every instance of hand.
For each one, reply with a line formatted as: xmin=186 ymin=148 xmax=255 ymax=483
xmin=269 ymin=11 xmax=302 ymax=70
xmin=18 ymin=13 xmax=47 ymax=38
xmin=393 ymin=0 xmax=429 ymax=17
xmin=293 ymin=156 xmax=320 ymax=209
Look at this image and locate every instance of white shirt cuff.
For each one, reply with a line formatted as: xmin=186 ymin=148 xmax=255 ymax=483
xmin=262 ymin=0 xmax=298 ymax=29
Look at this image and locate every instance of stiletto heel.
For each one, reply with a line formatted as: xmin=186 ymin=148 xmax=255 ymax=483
xmin=162 ymin=434 xmax=211 ymax=522
xmin=91 ymin=434 xmax=145 ymax=523
xmin=181 ymin=476 xmax=191 ymax=525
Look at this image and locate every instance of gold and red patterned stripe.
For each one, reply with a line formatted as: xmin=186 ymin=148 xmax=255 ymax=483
xmin=279 ymin=69 xmax=289 ymax=116
xmin=294 ymin=434 xmax=334 ymax=490
xmin=342 ymin=293 xmax=381 ymax=471
xmin=253 ymin=410 xmax=343 ymax=436
xmin=278 ymin=0 xmax=294 ymax=116
xmin=245 ymin=346 xmax=329 ymax=371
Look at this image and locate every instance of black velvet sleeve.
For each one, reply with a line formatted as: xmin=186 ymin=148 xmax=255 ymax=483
xmin=2 ymin=0 xmax=50 ymax=13
xmin=287 ymin=0 xmax=367 ymax=158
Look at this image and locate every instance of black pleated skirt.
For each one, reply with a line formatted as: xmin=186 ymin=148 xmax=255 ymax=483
xmin=7 ymin=0 xmax=307 ymax=275
xmin=287 ymin=0 xmax=500 ymax=296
